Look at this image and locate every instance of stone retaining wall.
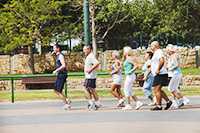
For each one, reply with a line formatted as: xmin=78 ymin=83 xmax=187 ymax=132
xmin=0 ymin=48 xmax=199 ymax=74
xmin=0 ymin=75 xmax=199 ymax=91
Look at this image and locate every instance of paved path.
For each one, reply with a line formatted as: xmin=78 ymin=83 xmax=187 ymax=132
xmin=1 ymin=97 xmax=200 ymax=133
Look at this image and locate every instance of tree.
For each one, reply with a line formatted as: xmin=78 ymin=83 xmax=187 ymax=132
xmin=0 ymin=0 xmax=82 ymax=73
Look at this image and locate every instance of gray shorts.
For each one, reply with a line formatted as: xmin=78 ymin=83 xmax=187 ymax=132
xmin=84 ymin=79 xmax=96 ymax=89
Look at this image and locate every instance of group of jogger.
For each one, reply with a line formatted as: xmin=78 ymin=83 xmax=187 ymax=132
xmin=52 ymin=41 xmax=189 ymax=111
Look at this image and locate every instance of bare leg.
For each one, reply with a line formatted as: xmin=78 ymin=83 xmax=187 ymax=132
xmin=131 ymin=95 xmax=138 ymax=102
xmin=116 ymin=86 xmax=124 ymax=99
xmin=111 ymin=84 xmax=121 ymax=100
xmin=172 ymin=91 xmax=183 ymax=99
xmin=153 ymin=85 xmax=162 ymax=105
xmin=84 ymin=88 xmax=92 ymax=100
xmin=161 ymin=90 xmax=170 ymax=102
xmin=127 ymin=96 xmax=131 ymax=104
xmin=54 ymin=90 xmax=69 ymax=104
xmin=90 ymin=89 xmax=99 ymax=101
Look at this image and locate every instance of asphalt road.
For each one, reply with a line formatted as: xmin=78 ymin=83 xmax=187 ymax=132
xmin=1 ymin=97 xmax=200 ymax=133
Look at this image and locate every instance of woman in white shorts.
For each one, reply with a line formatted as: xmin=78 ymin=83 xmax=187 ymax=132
xmin=122 ymin=46 xmax=143 ymax=110
xmin=166 ymin=44 xmax=189 ymax=108
xmin=110 ymin=51 xmax=125 ymax=107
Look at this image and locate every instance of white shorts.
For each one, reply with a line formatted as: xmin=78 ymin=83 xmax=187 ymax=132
xmin=112 ymin=74 xmax=122 ymax=85
xmin=168 ymin=74 xmax=182 ymax=92
xmin=124 ymin=73 xmax=136 ymax=97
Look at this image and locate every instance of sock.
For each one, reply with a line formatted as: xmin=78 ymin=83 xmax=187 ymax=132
xmin=88 ymin=100 xmax=94 ymax=105
xmin=157 ymin=105 xmax=162 ymax=108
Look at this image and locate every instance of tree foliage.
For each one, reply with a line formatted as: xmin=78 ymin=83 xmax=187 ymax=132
xmin=0 ymin=0 xmax=200 ymax=53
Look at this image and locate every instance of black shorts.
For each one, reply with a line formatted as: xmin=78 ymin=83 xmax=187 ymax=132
xmin=54 ymin=73 xmax=67 ymax=93
xmin=152 ymin=74 xmax=168 ymax=87
xmin=84 ymin=79 xmax=96 ymax=89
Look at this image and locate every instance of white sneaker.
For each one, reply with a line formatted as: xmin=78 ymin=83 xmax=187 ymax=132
xmin=135 ymin=101 xmax=143 ymax=110
xmin=66 ymin=99 xmax=71 ymax=104
xmin=95 ymin=101 xmax=103 ymax=108
xmin=148 ymin=101 xmax=156 ymax=106
xmin=122 ymin=104 xmax=132 ymax=110
xmin=88 ymin=100 xmax=97 ymax=111
xmin=171 ymin=100 xmax=179 ymax=109
xmin=63 ymin=104 xmax=71 ymax=110
xmin=117 ymin=99 xmax=125 ymax=107
xmin=183 ymin=97 xmax=190 ymax=105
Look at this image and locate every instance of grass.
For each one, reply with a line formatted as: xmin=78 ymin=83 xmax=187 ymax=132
xmin=182 ymin=67 xmax=200 ymax=75
xmin=0 ymin=86 xmax=200 ymax=102
xmin=0 ymin=67 xmax=199 ymax=102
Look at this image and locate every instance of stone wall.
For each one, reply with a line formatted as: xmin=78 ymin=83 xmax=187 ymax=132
xmin=0 ymin=76 xmax=200 ymax=91
xmin=0 ymin=55 xmax=11 ymax=74
xmin=0 ymin=52 xmax=84 ymax=74
xmin=0 ymin=48 xmax=199 ymax=74
xmin=100 ymin=48 xmax=199 ymax=70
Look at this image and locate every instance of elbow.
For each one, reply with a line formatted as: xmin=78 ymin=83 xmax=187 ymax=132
xmin=62 ymin=65 xmax=66 ymax=69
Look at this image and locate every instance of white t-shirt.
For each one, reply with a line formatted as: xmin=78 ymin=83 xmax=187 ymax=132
xmin=84 ymin=52 xmax=99 ymax=79
xmin=151 ymin=49 xmax=168 ymax=76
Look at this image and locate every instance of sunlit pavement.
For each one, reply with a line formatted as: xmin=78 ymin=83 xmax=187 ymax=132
xmin=1 ymin=96 xmax=200 ymax=133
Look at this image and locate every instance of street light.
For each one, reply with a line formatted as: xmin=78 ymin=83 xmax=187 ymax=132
xmin=83 ymin=0 xmax=91 ymax=46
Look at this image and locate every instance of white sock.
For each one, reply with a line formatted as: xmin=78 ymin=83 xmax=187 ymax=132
xmin=119 ymin=98 xmax=124 ymax=103
xmin=88 ymin=100 xmax=94 ymax=105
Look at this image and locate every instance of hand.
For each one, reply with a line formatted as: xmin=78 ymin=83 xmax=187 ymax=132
xmin=53 ymin=70 xmax=57 ymax=74
xmin=156 ymin=70 xmax=160 ymax=75
xmin=143 ymin=77 xmax=147 ymax=81
xmin=86 ymin=68 xmax=92 ymax=74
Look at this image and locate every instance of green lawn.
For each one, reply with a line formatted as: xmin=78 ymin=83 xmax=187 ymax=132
xmin=182 ymin=68 xmax=200 ymax=75
xmin=0 ymin=86 xmax=200 ymax=102
xmin=0 ymin=67 xmax=199 ymax=102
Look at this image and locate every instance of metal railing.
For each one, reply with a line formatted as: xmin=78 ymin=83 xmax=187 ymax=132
xmin=0 ymin=72 xmax=110 ymax=103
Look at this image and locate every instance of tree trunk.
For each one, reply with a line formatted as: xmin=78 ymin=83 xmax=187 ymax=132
xmin=90 ymin=0 xmax=97 ymax=57
xmin=28 ymin=45 xmax=35 ymax=74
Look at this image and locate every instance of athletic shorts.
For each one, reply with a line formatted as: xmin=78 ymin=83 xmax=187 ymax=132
xmin=84 ymin=79 xmax=96 ymax=89
xmin=152 ymin=74 xmax=168 ymax=87
xmin=54 ymin=73 xmax=67 ymax=93
xmin=112 ymin=74 xmax=122 ymax=85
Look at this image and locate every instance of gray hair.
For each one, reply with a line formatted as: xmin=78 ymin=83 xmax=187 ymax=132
xmin=112 ymin=50 xmax=120 ymax=58
xmin=123 ymin=46 xmax=132 ymax=54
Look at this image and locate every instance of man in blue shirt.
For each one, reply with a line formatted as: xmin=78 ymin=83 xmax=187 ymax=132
xmin=53 ymin=43 xmax=71 ymax=110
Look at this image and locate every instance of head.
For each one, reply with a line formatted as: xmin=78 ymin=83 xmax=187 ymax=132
xmin=166 ymin=44 xmax=175 ymax=55
xmin=83 ymin=45 xmax=92 ymax=56
xmin=53 ymin=43 xmax=62 ymax=54
xmin=112 ymin=50 xmax=120 ymax=60
xmin=123 ymin=46 xmax=132 ymax=58
xmin=144 ymin=48 xmax=153 ymax=60
xmin=150 ymin=41 xmax=160 ymax=52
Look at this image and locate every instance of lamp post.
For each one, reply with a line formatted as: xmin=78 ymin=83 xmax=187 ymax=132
xmin=83 ymin=0 xmax=91 ymax=46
